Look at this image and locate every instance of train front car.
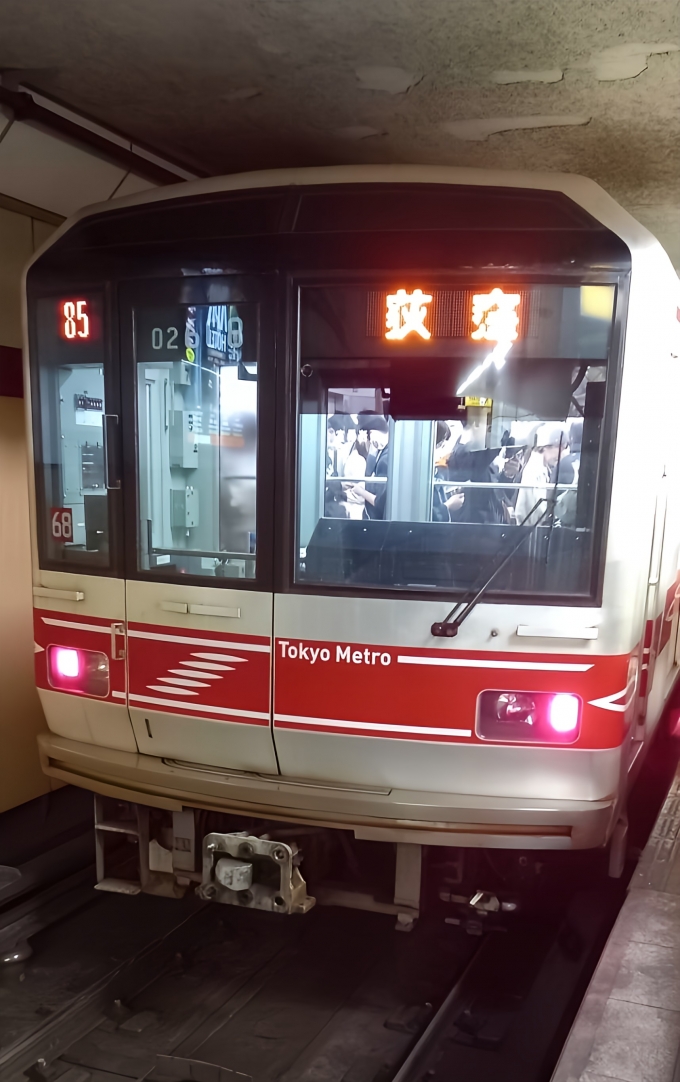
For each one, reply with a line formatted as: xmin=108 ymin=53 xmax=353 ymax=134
xmin=24 ymin=167 xmax=680 ymax=917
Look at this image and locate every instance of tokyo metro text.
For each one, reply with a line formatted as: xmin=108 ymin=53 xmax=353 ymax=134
xmin=277 ymin=641 xmax=392 ymax=666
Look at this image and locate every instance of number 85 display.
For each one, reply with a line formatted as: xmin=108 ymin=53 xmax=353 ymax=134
xmin=62 ymin=300 xmax=90 ymax=339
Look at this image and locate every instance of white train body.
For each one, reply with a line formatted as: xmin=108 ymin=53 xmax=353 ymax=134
xmin=22 ymin=166 xmax=680 ymax=906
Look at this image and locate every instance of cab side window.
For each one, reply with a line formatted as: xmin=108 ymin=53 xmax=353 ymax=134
xmin=32 ymin=294 xmax=113 ymax=570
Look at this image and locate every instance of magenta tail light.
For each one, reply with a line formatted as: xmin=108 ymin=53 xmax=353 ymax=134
xmin=477 ymin=689 xmax=582 ymax=744
xmin=54 ymin=647 xmax=80 ymax=678
xmin=47 ymin=645 xmax=110 ymax=697
xmin=548 ymin=693 xmax=580 ymax=734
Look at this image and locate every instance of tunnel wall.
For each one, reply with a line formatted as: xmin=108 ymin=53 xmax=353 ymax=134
xmin=0 ymin=202 xmax=60 ymax=811
xmin=0 ymin=100 xmax=161 ymax=812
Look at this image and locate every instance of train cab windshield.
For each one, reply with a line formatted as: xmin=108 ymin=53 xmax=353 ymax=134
xmin=29 ymin=266 xmax=619 ymax=604
xmin=296 ymin=282 xmax=617 ymax=600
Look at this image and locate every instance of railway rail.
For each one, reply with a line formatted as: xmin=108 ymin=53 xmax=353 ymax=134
xmin=0 ymin=874 xmax=622 ymax=1082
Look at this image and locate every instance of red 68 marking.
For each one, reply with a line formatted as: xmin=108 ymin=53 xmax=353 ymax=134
xmin=50 ymin=508 xmax=73 ymax=542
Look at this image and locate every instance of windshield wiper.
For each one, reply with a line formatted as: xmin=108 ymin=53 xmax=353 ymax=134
xmin=431 ymin=499 xmax=552 ymax=638
xmin=544 ymin=431 xmax=566 ymax=566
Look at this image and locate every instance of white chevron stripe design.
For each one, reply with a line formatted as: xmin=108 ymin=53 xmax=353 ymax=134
xmin=179 ymin=661 xmax=234 ymax=672
xmin=146 ymin=684 xmax=197 ymax=696
xmin=157 ymin=677 xmax=211 ymax=688
xmin=146 ymin=648 xmax=247 ymax=700
xmin=169 ymin=668 xmax=223 ymax=679
xmin=191 ymin=652 xmax=248 ymax=663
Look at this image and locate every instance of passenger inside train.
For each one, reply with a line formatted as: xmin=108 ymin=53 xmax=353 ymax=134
xmin=298 ymin=282 xmax=615 ymax=599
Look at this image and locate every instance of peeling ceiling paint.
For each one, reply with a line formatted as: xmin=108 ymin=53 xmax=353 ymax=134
xmin=493 ymin=42 xmax=680 ymax=88
xmin=491 ymin=69 xmax=563 ymax=84
xmin=355 ymin=66 xmax=423 ymax=94
xmin=585 ymin=42 xmax=680 ymax=80
xmin=0 ymin=0 xmax=677 ymax=264
xmin=443 ymin=116 xmax=592 ymax=141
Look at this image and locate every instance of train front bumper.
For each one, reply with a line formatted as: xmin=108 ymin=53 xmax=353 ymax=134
xmin=38 ymin=733 xmax=618 ymax=850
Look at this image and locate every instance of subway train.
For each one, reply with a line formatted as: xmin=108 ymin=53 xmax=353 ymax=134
xmin=23 ymin=165 xmax=680 ymax=921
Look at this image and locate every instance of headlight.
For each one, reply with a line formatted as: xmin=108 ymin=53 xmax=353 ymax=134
xmin=495 ymin=692 xmax=536 ymax=725
xmin=477 ymin=690 xmax=581 ymax=743
xmin=47 ymin=646 xmax=110 ymax=698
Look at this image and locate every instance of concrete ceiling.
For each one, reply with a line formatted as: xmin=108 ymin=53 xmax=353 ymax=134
xmin=1 ymin=0 xmax=679 ymax=264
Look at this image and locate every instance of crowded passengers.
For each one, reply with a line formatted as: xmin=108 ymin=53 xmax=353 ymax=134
xmin=324 ymin=412 xmax=582 ymax=525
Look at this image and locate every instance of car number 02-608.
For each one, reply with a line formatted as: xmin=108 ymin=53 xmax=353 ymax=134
xmin=51 ymin=507 xmax=73 ymax=542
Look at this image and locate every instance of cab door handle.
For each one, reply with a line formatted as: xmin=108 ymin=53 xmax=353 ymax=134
xmin=103 ymin=414 xmax=122 ymax=490
xmin=33 ymin=586 xmax=85 ymax=602
xmin=188 ymin=604 xmax=241 ymax=619
xmin=111 ymin=622 xmax=126 ymax=660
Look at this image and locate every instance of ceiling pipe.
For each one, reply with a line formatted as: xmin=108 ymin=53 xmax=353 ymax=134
xmin=0 ymin=83 xmax=205 ymax=187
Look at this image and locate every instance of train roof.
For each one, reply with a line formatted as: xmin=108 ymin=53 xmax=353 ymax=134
xmin=25 ymin=165 xmax=678 ymax=288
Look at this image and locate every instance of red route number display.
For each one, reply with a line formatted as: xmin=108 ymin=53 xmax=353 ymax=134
xmin=50 ymin=507 xmax=73 ymax=543
xmin=60 ymin=299 xmax=90 ymax=340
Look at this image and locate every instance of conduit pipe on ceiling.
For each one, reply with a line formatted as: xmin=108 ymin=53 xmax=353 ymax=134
xmin=0 ymin=84 xmax=204 ymax=187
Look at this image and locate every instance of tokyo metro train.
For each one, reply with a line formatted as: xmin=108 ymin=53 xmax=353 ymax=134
xmin=23 ymin=165 xmax=680 ymax=921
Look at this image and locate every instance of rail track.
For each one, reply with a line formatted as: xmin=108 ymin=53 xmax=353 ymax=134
xmin=0 ymin=869 xmax=625 ymax=1082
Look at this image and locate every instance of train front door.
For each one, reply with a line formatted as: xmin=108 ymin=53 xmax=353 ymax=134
xmin=272 ymin=279 xmax=477 ymax=791
xmin=122 ymin=278 xmax=278 ymax=773
xmin=272 ymin=278 xmax=619 ymax=791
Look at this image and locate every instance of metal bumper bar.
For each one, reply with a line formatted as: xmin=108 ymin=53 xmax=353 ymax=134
xmin=37 ymin=733 xmax=617 ymax=850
